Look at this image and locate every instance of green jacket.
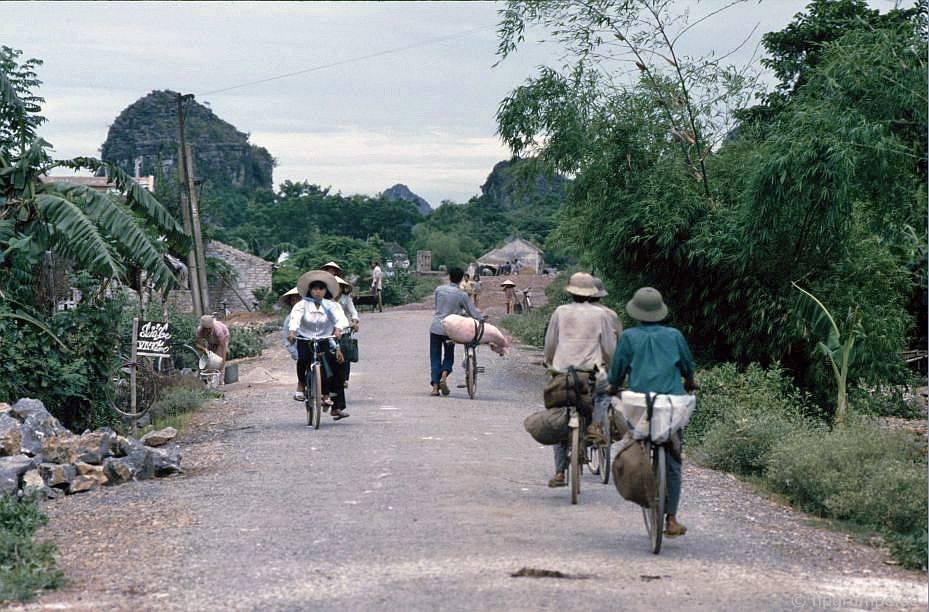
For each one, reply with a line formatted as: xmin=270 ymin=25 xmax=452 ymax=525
xmin=608 ymin=323 xmax=695 ymax=395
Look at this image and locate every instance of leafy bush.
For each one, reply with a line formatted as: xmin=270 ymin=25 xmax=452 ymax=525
xmin=686 ymin=362 xmax=812 ymax=445
xmin=700 ymin=406 xmax=814 ymax=476
xmin=251 ymin=286 xmax=277 ymax=314
xmin=227 ymin=326 xmax=264 ymax=360
xmin=149 ymin=386 xmax=211 ymax=422
xmin=501 ymin=269 xmax=573 ymax=347
xmin=381 ymin=273 xmax=442 ymax=306
xmin=0 ymin=494 xmax=63 ymax=603
xmin=849 ymin=383 xmax=925 ymax=419
xmin=766 ymin=420 xmax=927 ymax=569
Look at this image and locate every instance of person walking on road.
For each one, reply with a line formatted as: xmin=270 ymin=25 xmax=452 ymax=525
xmin=542 ymin=272 xmax=616 ymax=488
xmin=608 ymin=286 xmax=696 ymax=538
xmin=371 ymin=260 xmax=384 ymax=311
xmin=430 ymin=267 xmax=483 ymax=397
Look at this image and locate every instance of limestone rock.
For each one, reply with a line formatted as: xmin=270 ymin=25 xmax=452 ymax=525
xmin=21 ymin=468 xmax=53 ymax=498
xmin=38 ymin=462 xmax=77 ymax=489
xmin=75 ymin=462 xmax=109 ymax=486
xmin=102 ymin=457 xmax=134 ymax=485
xmin=38 ymin=432 xmax=79 ymax=464
xmin=10 ymin=398 xmax=51 ymax=420
xmin=142 ymin=427 xmax=177 ymax=447
xmin=68 ymin=475 xmax=99 ymax=494
xmin=0 ymin=454 xmax=36 ymax=494
xmin=149 ymin=443 xmax=182 ymax=476
xmin=0 ymin=402 xmax=10 ymax=415
xmin=0 ymin=413 xmax=22 ymax=456
xmin=21 ymin=412 xmax=69 ymax=456
xmin=103 ymin=445 xmax=154 ymax=484
xmin=74 ymin=428 xmax=117 ymax=464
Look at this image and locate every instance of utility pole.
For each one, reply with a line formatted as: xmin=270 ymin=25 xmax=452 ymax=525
xmin=176 ymin=93 xmax=203 ymax=316
xmin=184 ymin=143 xmax=210 ymax=313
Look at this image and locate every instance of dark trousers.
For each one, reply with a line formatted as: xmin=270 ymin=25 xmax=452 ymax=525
xmin=429 ymin=333 xmax=454 ymax=385
xmin=296 ymin=339 xmax=346 ymax=410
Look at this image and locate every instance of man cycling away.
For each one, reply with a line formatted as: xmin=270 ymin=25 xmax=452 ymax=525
xmin=430 ymin=266 xmax=483 ymax=397
xmin=543 ymin=272 xmax=616 ymax=487
xmin=287 ymin=270 xmax=351 ymax=420
xmin=609 ymin=287 xmax=696 ymax=537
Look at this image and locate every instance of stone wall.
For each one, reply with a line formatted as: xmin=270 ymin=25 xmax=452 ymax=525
xmin=205 ymin=241 xmax=272 ymax=313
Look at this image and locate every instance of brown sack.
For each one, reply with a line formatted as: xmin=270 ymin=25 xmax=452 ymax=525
xmin=543 ymin=370 xmax=593 ymax=414
xmin=523 ymin=407 xmax=570 ymax=445
xmin=612 ymin=440 xmax=656 ymax=508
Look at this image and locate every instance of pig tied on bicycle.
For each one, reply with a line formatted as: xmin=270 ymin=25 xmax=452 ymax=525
xmin=286 ymin=270 xmax=352 ymax=420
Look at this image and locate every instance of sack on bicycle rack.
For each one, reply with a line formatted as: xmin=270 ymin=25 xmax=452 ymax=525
xmin=523 ymin=407 xmax=570 ymax=445
xmin=612 ymin=438 xmax=656 ymax=508
xmin=614 ymin=392 xmax=696 ymax=444
xmin=543 ymin=368 xmax=593 ymax=415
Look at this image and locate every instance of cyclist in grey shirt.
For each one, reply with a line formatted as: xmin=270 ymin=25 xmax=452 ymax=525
xmin=430 ymin=267 xmax=483 ymax=396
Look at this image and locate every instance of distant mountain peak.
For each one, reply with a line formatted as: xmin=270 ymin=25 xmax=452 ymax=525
xmin=382 ymin=184 xmax=432 ymax=215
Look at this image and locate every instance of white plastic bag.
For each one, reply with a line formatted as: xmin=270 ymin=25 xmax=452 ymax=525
xmin=613 ymin=392 xmax=696 ymax=444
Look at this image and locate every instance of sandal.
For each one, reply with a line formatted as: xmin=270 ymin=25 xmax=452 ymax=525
xmin=293 ymin=392 xmax=305 ymax=401
xmin=430 ymin=386 xmax=440 ymax=396
xmin=664 ymin=522 xmax=687 ymax=537
xmin=547 ymin=473 xmax=567 ymax=488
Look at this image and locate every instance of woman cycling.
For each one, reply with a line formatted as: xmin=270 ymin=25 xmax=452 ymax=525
xmin=335 ymin=276 xmax=360 ymax=387
xmin=287 ymin=270 xmax=351 ymax=420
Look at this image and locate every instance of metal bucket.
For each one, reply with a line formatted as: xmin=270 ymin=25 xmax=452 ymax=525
xmin=224 ymin=363 xmax=239 ymax=384
xmin=198 ymin=350 xmax=223 ymax=371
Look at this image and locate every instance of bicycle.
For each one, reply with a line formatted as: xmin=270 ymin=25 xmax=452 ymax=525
xmin=587 ymin=402 xmax=612 ymax=485
xmin=463 ymin=319 xmax=486 ymax=400
xmin=106 ymin=341 xmax=203 ymax=419
xmin=297 ymin=334 xmax=338 ymax=429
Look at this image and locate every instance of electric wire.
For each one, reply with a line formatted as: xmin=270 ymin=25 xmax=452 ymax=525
xmin=200 ymin=23 xmax=496 ymax=97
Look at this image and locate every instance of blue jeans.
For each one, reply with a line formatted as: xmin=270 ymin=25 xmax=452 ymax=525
xmin=430 ymin=333 xmax=454 ymax=385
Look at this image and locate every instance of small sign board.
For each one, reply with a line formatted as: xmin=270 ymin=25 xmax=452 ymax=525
xmin=135 ymin=320 xmax=172 ymax=358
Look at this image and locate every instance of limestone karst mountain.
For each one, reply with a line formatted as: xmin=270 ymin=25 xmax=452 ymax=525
xmin=382 ymin=183 xmax=432 ymax=216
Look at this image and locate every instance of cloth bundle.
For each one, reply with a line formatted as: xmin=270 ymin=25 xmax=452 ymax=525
xmin=612 ymin=392 xmax=696 ymax=445
xmin=441 ymin=314 xmax=510 ymax=355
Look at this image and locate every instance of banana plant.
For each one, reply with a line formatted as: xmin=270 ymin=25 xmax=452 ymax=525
xmin=792 ymin=282 xmax=862 ymax=423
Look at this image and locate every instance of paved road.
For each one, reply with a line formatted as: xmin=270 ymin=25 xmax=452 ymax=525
xmin=29 ymin=310 xmax=927 ymax=611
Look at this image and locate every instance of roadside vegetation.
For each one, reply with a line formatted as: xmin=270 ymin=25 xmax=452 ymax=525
xmin=0 ymin=494 xmax=63 ymax=603
xmin=497 ymin=0 xmax=927 ymax=568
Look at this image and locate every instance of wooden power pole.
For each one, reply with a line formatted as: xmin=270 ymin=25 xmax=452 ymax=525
xmin=184 ymin=143 xmax=210 ymax=313
xmin=176 ymin=93 xmax=204 ymax=316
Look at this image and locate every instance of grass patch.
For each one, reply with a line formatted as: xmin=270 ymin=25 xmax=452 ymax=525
xmin=146 ymin=378 xmax=219 ymax=433
xmin=0 ymin=494 xmax=63 ymax=603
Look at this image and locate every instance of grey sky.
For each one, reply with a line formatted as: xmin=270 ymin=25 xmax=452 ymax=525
xmin=1 ymin=1 xmax=908 ymax=206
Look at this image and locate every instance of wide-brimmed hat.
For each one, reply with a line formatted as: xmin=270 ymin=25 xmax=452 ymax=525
xmin=500 ymin=279 xmax=516 ymax=287
xmin=592 ymin=277 xmax=608 ymax=298
xmin=199 ymin=314 xmax=214 ymax=329
xmin=278 ymin=287 xmax=301 ymax=306
xmin=321 ymin=261 xmax=343 ymax=274
xmin=626 ymin=287 xmax=668 ymax=322
xmin=297 ymin=270 xmax=340 ymax=299
xmin=564 ymin=272 xmax=599 ymax=297
xmin=334 ymin=275 xmax=353 ymax=292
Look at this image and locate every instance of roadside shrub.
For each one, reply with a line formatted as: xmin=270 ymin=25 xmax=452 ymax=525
xmin=381 ymin=273 xmax=441 ymax=306
xmin=251 ymin=286 xmax=277 ymax=314
xmin=149 ymin=387 xmax=211 ymax=421
xmin=501 ymin=308 xmax=550 ymax=347
xmin=766 ymin=420 xmax=928 ymax=569
xmin=700 ymin=406 xmax=814 ymax=476
xmin=0 ymin=494 xmax=63 ymax=603
xmin=848 ymin=383 xmax=925 ymax=419
xmin=227 ymin=326 xmax=263 ymax=359
xmin=687 ymin=362 xmax=811 ymax=445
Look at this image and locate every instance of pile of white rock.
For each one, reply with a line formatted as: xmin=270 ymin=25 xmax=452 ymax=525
xmin=0 ymin=398 xmax=181 ymax=498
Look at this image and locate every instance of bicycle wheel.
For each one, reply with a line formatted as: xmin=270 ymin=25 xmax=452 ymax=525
xmin=588 ymin=441 xmax=601 ymax=475
xmin=465 ymin=348 xmax=477 ymax=399
xmin=570 ymin=425 xmax=581 ymax=505
xmin=599 ymin=413 xmax=612 ymax=484
xmin=641 ymin=443 xmax=666 ymax=554
xmin=311 ymin=364 xmax=323 ymax=429
xmin=106 ymin=357 xmax=159 ymax=418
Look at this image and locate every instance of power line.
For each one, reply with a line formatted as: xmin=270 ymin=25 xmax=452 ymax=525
xmin=200 ymin=23 xmax=497 ymax=97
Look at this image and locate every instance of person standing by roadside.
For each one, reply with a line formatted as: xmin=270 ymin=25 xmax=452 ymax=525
xmin=460 ymin=273 xmax=476 ymax=302
xmin=472 ymin=272 xmax=482 ymax=308
xmin=429 ymin=267 xmax=483 ymax=397
xmin=501 ymin=279 xmax=517 ymax=314
xmin=195 ymin=315 xmax=230 ymax=383
xmin=609 ymin=287 xmax=696 ymax=538
xmin=371 ymin=260 xmax=384 ymax=311
xmin=336 ymin=276 xmax=360 ymax=388
xmin=542 ymin=272 xmax=616 ymax=488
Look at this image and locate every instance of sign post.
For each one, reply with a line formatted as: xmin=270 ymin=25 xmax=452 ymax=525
xmin=130 ymin=317 xmax=139 ymax=436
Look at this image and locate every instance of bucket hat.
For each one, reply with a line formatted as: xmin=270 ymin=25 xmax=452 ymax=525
xmin=321 ymin=261 xmax=344 ymax=274
xmin=500 ymin=279 xmax=517 ymax=287
xmin=592 ymin=277 xmax=608 ymax=298
xmin=626 ymin=287 xmax=668 ymax=322
xmin=297 ymin=270 xmax=340 ymax=299
xmin=564 ymin=272 xmax=599 ymax=297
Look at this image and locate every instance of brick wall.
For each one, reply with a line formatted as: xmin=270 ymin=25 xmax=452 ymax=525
xmin=205 ymin=241 xmax=272 ymax=313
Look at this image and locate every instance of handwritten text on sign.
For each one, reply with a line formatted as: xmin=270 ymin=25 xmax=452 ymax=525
xmin=136 ymin=321 xmax=172 ymax=358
